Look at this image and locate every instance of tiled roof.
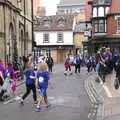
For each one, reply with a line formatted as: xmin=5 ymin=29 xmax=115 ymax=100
xmin=59 ymin=0 xmax=85 ymax=5
xmin=34 ymin=14 xmax=77 ymax=31
xmin=108 ymin=0 xmax=120 ymax=14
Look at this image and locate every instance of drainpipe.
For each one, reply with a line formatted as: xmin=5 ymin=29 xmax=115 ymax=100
xmin=31 ymin=0 xmax=34 ymax=52
xmin=3 ymin=5 xmax=6 ymax=66
xmin=24 ymin=0 xmax=26 ymax=56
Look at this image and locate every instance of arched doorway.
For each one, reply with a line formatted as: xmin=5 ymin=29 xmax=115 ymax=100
xmin=7 ymin=23 xmax=14 ymax=62
xmin=8 ymin=23 xmax=17 ymax=62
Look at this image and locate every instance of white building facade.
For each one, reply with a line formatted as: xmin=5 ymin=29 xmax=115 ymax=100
xmin=34 ymin=14 xmax=76 ymax=63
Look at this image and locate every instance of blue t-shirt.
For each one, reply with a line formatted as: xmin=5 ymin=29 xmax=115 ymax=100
xmin=37 ymin=71 xmax=50 ymax=88
xmin=24 ymin=69 xmax=35 ymax=85
xmin=5 ymin=69 xmax=13 ymax=79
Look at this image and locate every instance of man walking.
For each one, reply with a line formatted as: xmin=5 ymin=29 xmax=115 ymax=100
xmin=74 ymin=55 xmax=82 ymax=73
xmin=46 ymin=56 xmax=54 ymax=73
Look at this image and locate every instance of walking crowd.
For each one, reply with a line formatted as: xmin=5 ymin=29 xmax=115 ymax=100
xmin=0 ymin=54 xmax=54 ymax=111
xmin=64 ymin=47 xmax=120 ymax=89
xmin=0 ymin=47 xmax=120 ymax=111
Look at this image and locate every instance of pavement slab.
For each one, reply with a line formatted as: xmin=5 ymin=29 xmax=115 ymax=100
xmin=86 ymin=71 xmax=120 ymax=120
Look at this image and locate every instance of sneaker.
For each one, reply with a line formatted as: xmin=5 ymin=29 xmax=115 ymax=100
xmin=0 ymin=98 xmax=4 ymax=101
xmin=35 ymin=105 xmax=41 ymax=112
xmin=20 ymin=99 xmax=24 ymax=106
xmin=34 ymin=101 xmax=38 ymax=105
xmin=45 ymin=103 xmax=51 ymax=108
xmin=64 ymin=72 xmax=67 ymax=76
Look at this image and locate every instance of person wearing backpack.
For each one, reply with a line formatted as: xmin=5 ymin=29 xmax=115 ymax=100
xmin=74 ymin=55 xmax=82 ymax=73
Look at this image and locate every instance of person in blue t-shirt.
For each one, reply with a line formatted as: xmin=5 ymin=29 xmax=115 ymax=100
xmin=36 ymin=62 xmax=52 ymax=109
xmin=20 ymin=62 xmax=37 ymax=105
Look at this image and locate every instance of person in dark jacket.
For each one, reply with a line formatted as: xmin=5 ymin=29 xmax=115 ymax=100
xmin=20 ymin=62 xmax=37 ymax=105
xmin=74 ymin=55 xmax=82 ymax=73
xmin=46 ymin=56 xmax=54 ymax=73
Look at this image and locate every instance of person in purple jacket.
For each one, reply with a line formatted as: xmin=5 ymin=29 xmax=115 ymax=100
xmin=20 ymin=62 xmax=37 ymax=105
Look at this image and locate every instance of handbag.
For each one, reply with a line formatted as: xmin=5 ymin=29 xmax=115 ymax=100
xmin=114 ymin=77 xmax=120 ymax=89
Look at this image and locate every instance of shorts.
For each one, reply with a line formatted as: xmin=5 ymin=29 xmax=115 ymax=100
xmin=38 ymin=87 xmax=47 ymax=97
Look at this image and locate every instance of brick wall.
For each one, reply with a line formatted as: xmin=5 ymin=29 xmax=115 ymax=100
xmin=107 ymin=16 xmax=117 ymax=35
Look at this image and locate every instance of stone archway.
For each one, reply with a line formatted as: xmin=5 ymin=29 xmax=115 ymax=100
xmin=8 ymin=22 xmax=18 ymax=62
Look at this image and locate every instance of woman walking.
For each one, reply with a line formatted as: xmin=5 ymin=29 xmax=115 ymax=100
xmin=36 ymin=62 xmax=52 ymax=110
xmin=20 ymin=62 xmax=37 ymax=105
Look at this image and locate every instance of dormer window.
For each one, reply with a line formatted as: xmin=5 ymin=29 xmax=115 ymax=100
xmin=58 ymin=16 xmax=65 ymax=25
xmin=98 ymin=0 xmax=104 ymax=4
xmin=98 ymin=7 xmax=104 ymax=17
xmin=93 ymin=7 xmax=97 ymax=17
xmin=43 ymin=17 xmax=52 ymax=26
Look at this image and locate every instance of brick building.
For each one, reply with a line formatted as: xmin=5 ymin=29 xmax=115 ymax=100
xmin=84 ymin=0 xmax=112 ymax=54
xmin=106 ymin=0 xmax=120 ymax=50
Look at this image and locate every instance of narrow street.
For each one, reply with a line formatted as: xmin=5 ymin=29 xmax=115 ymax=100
xmin=0 ymin=64 xmax=91 ymax=120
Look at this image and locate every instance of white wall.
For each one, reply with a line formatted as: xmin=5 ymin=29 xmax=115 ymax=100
xmin=34 ymin=31 xmax=73 ymax=46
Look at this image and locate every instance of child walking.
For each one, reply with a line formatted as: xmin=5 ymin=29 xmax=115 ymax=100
xmin=20 ymin=62 xmax=37 ymax=105
xmin=5 ymin=63 xmax=16 ymax=93
xmin=0 ymin=73 xmax=13 ymax=101
xmin=36 ymin=62 xmax=52 ymax=110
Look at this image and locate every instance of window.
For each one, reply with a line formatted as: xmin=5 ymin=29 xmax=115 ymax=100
xmin=105 ymin=7 xmax=109 ymax=14
xmin=93 ymin=7 xmax=97 ymax=17
xmin=43 ymin=33 xmax=49 ymax=43
xmin=93 ymin=20 xmax=105 ymax=33
xmin=98 ymin=7 xmax=104 ymax=17
xmin=58 ymin=16 xmax=65 ymax=25
xmin=57 ymin=32 xmax=63 ymax=43
xmin=117 ymin=17 xmax=120 ymax=31
xmin=59 ymin=10 xmax=65 ymax=14
xmin=94 ymin=20 xmax=98 ymax=33
xmin=99 ymin=20 xmax=105 ymax=32
xmin=43 ymin=17 xmax=52 ymax=26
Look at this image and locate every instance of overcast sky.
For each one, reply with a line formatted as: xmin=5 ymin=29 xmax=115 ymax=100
xmin=40 ymin=0 xmax=60 ymax=16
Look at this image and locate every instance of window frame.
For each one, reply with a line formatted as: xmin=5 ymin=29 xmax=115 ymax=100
xmin=93 ymin=19 xmax=106 ymax=33
xmin=117 ymin=17 xmax=120 ymax=32
xmin=43 ymin=33 xmax=49 ymax=43
xmin=57 ymin=32 xmax=64 ymax=43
